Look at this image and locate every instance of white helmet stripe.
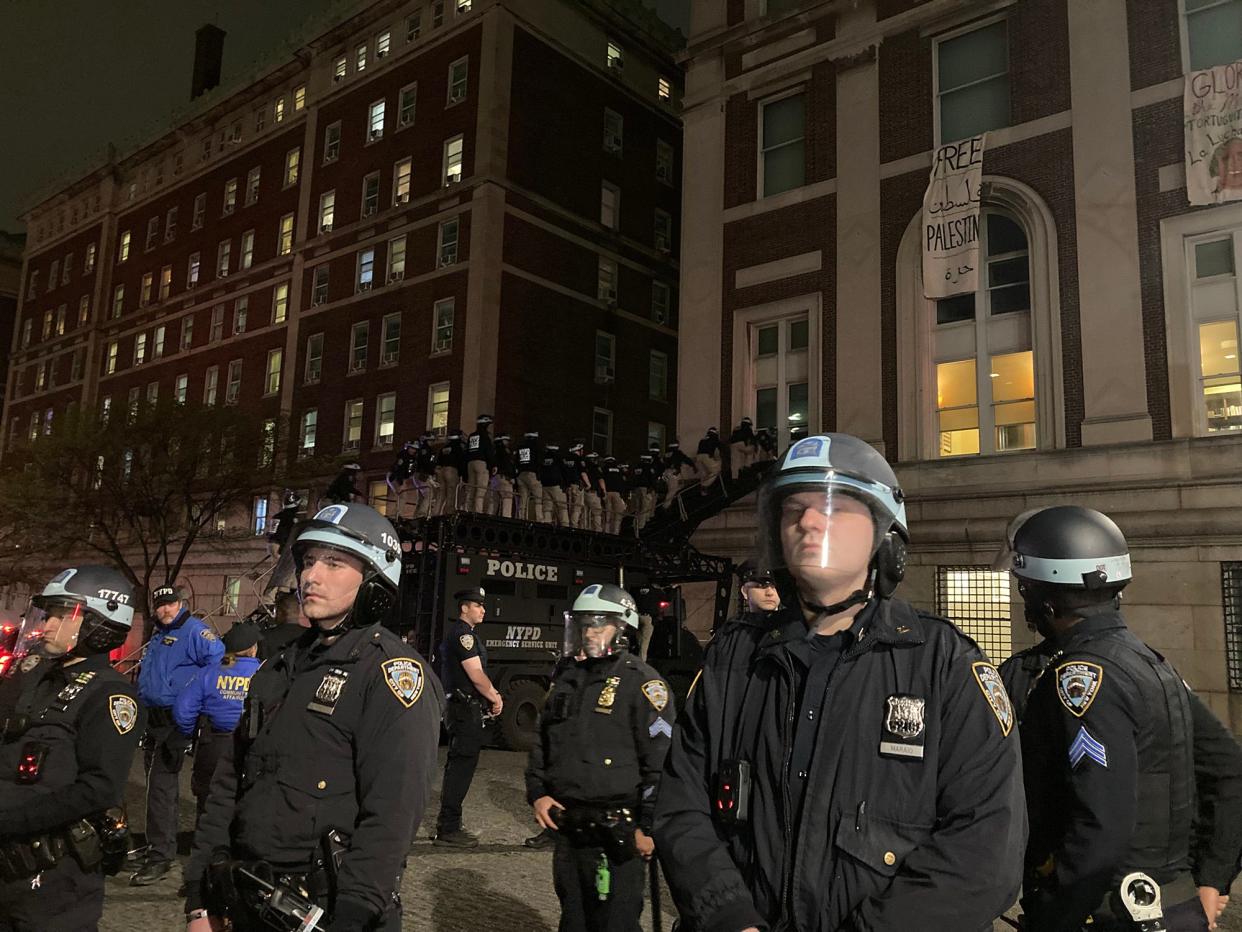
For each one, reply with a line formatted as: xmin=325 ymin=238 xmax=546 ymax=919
xmin=1013 ymin=552 xmax=1132 ymax=586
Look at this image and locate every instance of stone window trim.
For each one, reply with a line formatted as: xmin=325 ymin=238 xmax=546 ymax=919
xmin=729 ymin=291 xmax=823 ymax=441
xmin=896 ymin=176 xmax=1066 ymax=461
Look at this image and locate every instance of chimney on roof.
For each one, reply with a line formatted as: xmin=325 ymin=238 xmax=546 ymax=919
xmin=191 ymin=24 xmax=226 ymax=100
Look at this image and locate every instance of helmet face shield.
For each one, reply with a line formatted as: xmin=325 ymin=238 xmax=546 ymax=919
xmin=759 ymin=484 xmax=885 ymax=587
xmin=16 ymin=598 xmax=85 ymax=659
xmin=563 ymin=612 xmax=628 ymax=659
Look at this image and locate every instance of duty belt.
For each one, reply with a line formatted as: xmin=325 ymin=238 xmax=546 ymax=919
xmin=1091 ymin=871 xmax=1198 ymax=922
xmin=0 ymin=819 xmax=103 ymax=881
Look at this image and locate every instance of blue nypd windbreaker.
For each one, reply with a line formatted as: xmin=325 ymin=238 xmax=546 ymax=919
xmin=137 ymin=609 xmax=224 ymax=708
xmin=173 ymin=655 xmax=262 ymax=735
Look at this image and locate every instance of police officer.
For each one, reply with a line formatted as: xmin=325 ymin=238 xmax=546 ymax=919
xmin=172 ymin=622 xmax=262 ymax=828
xmin=466 ymin=415 xmax=495 ymax=513
xmin=564 ymin=442 xmax=589 ymax=529
xmin=493 ymin=434 xmax=517 ymax=518
xmin=267 ymin=490 xmax=302 ymax=557
xmin=434 ymin=587 xmax=503 ymax=847
xmin=728 ymin=417 xmax=756 ymax=477
xmin=662 ymin=440 xmax=694 ymax=507
xmin=0 ymin=565 xmax=143 ymax=930
xmin=326 ymin=463 xmax=363 ymax=505
xmin=437 ymin=430 xmax=467 ymax=513
xmin=602 ymin=456 xmax=627 ymax=534
xmin=654 ymin=434 xmax=1026 ymax=932
xmin=583 ymin=452 xmax=605 ymax=533
xmin=183 ymin=503 xmax=444 ymax=932
xmin=736 ymin=558 xmax=781 ymax=616
xmin=516 ymin=431 xmax=544 ymax=522
xmin=526 ymin=584 xmax=674 ymax=931
xmin=1007 ymin=505 xmax=1240 ymax=931
xmin=754 ymin=427 xmax=777 ymax=464
xmin=541 ymin=443 xmax=570 ymax=527
xmin=632 ymin=453 xmax=658 ymax=530
xmin=694 ymin=427 xmax=722 ymax=490
xmin=133 ymin=584 xmax=223 ymax=885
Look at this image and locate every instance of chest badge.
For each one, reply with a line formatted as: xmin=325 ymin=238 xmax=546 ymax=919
xmin=595 ymin=675 xmax=622 ymax=714
xmin=307 ymin=668 xmax=350 ymax=716
xmin=880 ymin=694 xmax=926 ymax=760
xmin=382 ymin=658 xmax=425 ymax=709
xmin=972 ymin=661 xmax=1014 ymax=737
xmin=459 ymin=634 xmax=475 ymax=651
xmin=109 ymin=695 xmax=138 ymax=735
xmin=161 ymin=636 xmax=177 ymax=646
xmin=1056 ymin=661 xmax=1103 ymax=717
xmin=54 ymin=671 xmax=97 ymax=707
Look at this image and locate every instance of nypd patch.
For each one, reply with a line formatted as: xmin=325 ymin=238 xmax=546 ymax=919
xmin=1056 ymin=661 xmax=1103 ymax=717
xmin=459 ymin=634 xmax=475 ymax=652
xmin=381 ymin=658 xmax=425 ymax=709
xmin=199 ymin=629 xmax=217 ymax=642
xmin=109 ymin=695 xmax=138 ymax=735
xmin=971 ymin=661 xmax=1014 ymax=737
xmin=641 ymin=679 xmax=668 ymax=712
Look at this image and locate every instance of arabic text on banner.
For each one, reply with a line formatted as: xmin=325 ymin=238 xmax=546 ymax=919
xmin=1185 ymin=61 xmax=1242 ymax=206
xmin=922 ymin=133 xmax=985 ymax=300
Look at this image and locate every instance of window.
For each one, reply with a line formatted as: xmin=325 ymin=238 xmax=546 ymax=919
xmin=433 ymin=298 xmax=454 ymax=353
xmin=399 ymin=82 xmax=417 ymax=126
xmin=606 ymin=41 xmax=624 ymax=71
xmin=278 ymin=213 xmax=294 ymax=255
xmin=253 ymin=495 xmax=270 ymax=535
xmin=293 ymin=85 xmax=306 ymax=111
xmin=140 ymin=272 xmax=153 ymax=307
xmin=20 ymin=318 xmax=31 ymax=347
xmin=71 ymin=349 xmax=83 ymax=381
xmin=393 ymin=158 xmax=412 ymax=204
xmin=658 ymin=76 xmax=672 ymax=101
xmin=274 ymin=96 xmax=286 ymax=124
xmin=112 ymin=284 xmax=125 ymax=318
xmin=204 ymin=366 xmax=219 ymax=405
xmin=935 ymin=567 xmax=1012 ymax=662
xmin=188 ymin=252 xmax=201 ymax=287
xmin=210 ymin=305 xmax=224 ymax=342
xmin=300 ymin=408 xmax=318 ymax=456
xmin=319 ymin=191 xmax=336 ymax=233
xmin=62 ymin=253 xmax=72 ymax=283
xmin=752 ymin=314 xmax=810 ymax=448
xmin=174 ymin=373 xmax=188 ymax=403
xmin=647 ymin=421 xmax=667 ymax=451
xmin=41 ymin=310 xmax=52 ymax=341
xmin=78 ymin=295 xmax=90 ymax=325
xmin=652 ymin=281 xmax=671 ymax=325
xmin=333 ymin=55 xmax=347 ymax=82
xmin=146 ymin=381 xmax=158 ymax=405
xmin=246 ymin=166 xmax=261 ymax=205
xmin=598 ymin=257 xmax=618 ymax=303
xmin=432 ymin=0 xmax=445 ymax=27
xmin=254 ymin=104 xmax=267 ymax=132
xmin=350 ymin=321 xmax=369 ymax=372
xmin=192 ymin=193 xmax=206 ymax=229
xmin=305 ymin=333 xmax=324 ymax=383
xmin=656 ymin=139 xmax=674 ymax=185
xmin=27 ymin=412 xmax=39 ymax=441
xmin=134 ymin=332 xmax=147 ymax=366
xmin=223 ymin=578 xmax=241 ymax=614
xmin=1223 ymin=562 xmax=1242 ymax=692
xmin=344 ymin=399 xmax=364 ymax=451
xmin=448 ymin=57 xmax=468 ymax=104
xmin=603 ymin=108 xmax=623 ymax=154
xmin=407 ymin=9 xmax=423 ymax=40
xmin=153 ymin=324 xmax=165 ymax=359
xmin=283 ymin=148 xmax=300 ymax=187
xmin=594 ymin=331 xmax=616 ymax=383
xmin=216 ymin=239 xmax=231 ymax=277
xmin=367 ymin=99 xmax=386 ymax=143
xmin=427 ymin=382 xmax=450 ymax=435
xmin=361 ymin=172 xmax=380 ymax=216
xmin=935 ymin=18 xmax=1010 ymax=143
xmin=654 ymin=209 xmax=673 ymax=253
xmin=180 ymin=315 xmax=193 ymax=350
xmin=118 ymin=230 xmax=131 ymax=263
xmin=592 ymin=408 xmax=613 ymax=455
xmin=145 ymin=216 xmax=159 ymax=250
xmin=601 ymin=182 xmax=620 ymax=230
xmin=265 ymin=348 xmax=282 ymax=395
xmin=438 ymin=218 xmax=459 ymax=266
xmin=105 ymin=341 xmax=118 ymax=374
xmin=43 ymin=408 xmax=53 ymax=435
xmin=388 ymin=236 xmax=407 ymax=281
xmin=226 ymin=359 xmax=242 ymax=404
xmin=376 ymin=393 xmax=396 ymax=447
xmin=457 ymin=0 xmax=472 ymax=12
xmin=159 ymin=265 xmax=172 ymax=300
xmin=26 ymin=270 xmax=38 ymax=298
xmin=355 ymin=42 xmax=368 ymax=73
xmin=376 ymin=29 xmax=391 ymax=58
xmin=1184 ymin=1 xmax=1242 ymax=71
xmin=357 ymin=248 xmax=376 ymax=292
xmin=324 ymin=121 xmax=342 ymax=163
xmin=240 ymin=230 xmax=254 ymax=269
xmin=312 ymin=265 xmax=330 ymax=305
xmin=85 ymin=242 xmax=96 ymax=271
xmin=48 ymin=259 xmax=59 ymax=291
xmin=381 ymin=313 xmax=401 ymax=365
xmin=760 ymin=92 xmax=805 ymax=197
xmin=233 ymin=296 xmax=248 ymax=334
xmin=650 ymin=350 xmax=668 ymax=400
xmin=223 ymin=177 xmax=238 ymax=214
xmin=443 ymin=135 xmax=463 ymax=185
xmin=273 ymin=282 xmax=289 ymax=324
xmin=34 ymin=364 xmax=45 ymax=391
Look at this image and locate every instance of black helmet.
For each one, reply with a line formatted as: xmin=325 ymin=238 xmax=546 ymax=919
xmin=1009 ymin=506 xmax=1131 ymax=592
xmin=292 ymin=503 xmax=403 ymax=631
xmin=16 ymin=565 xmax=135 ymax=659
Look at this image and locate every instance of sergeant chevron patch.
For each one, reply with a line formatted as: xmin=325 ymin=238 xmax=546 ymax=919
xmin=1068 ymin=725 xmax=1108 ymax=769
xmin=649 ymin=716 xmax=672 ymax=738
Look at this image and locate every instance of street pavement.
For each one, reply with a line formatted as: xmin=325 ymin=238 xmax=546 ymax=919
xmin=100 ymin=747 xmax=1242 ymax=931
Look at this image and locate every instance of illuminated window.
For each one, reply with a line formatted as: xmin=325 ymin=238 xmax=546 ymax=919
xmin=344 ymin=399 xmax=364 ymax=452
xmin=265 ymin=348 xmax=282 ymax=396
xmin=369 ymin=480 xmax=393 ymax=516
xmin=443 ymin=135 xmax=463 ymax=185
xmin=606 ymin=41 xmax=623 ymax=71
xmin=319 ymin=190 xmax=335 ymax=232
xmin=375 ymin=393 xmax=396 ymax=447
xmin=305 ymin=333 xmax=323 ymax=383
xmin=428 ymin=382 xmax=450 ymax=436
xmin=300 ymin=409 xmax=317 ymax=456
xmin=752 ymin=315 xmax=810 ymax=448
xmin=393 ymin=158 xmax=412 ymax=204
xmin=433 ymin=299 xmax=454 ymax=353
xmin=447 ymin=57 xmax=468 ymax=104
xmin=935 ymin=566 xmax=1012 ymax=663
xmin=283 ymin=148 xmax=300 ymax=187
xmin=367 ymin=99 xmax=385 ymax=141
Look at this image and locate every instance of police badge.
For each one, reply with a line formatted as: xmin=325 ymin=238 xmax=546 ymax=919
xmin=109 ymin=695 xmax=138 ymax=735
xmin=1056 ymin=660 xmax=1103 ymax=717
xmin=879 ymin=694 xmax=926 ymax=759
xmin=308 ymin=668 xmax=350 ymax=715
xmin=382 ymin=658 xmax=425 ymax=709
xmin=595 ymin=675 xmax=622 ymax=714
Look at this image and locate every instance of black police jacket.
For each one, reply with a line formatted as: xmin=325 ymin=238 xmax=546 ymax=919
xmin=654 ymin=599 xmax=1026 ymax=932
xmin=495 ymin=444 xmax=516 ymax=479
xmin=415 ymin=446 xmax=437 ymax=477
xmin=539 ymin=453 xmax=563 ymax=488
xmin=1019 ymin=612 xmax=1202 ymax=930
xmin=0 ymin=653 xmax=143 ymax=839
xmin=516 ymin=439 xmax=541 ymax=473
xmin=667 ymin=448 xmax=694 ymax=472
xmin=526 ymin=653 xmax=675 ymax=832
xmin=439 ymin=618 xmax=488 ymax=700
xmin=467 ymin=429 xmax=493 ymax=466
xmin=999 ymin=639 xmax=1055 ymax=722
xmin=728 ymin=425 xmax=755 ymax=445
xmin=185 ymin=624 xmax=445 ymax=925
xmin=561 ymin=453 xmax=586 ymax=489
xmin=696 ymin=436 xmax=720 ymax=456
xmin=603 ymin=465 xmax=627 ymax=494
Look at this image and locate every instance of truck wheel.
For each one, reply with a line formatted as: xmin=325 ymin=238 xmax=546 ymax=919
xmin=499 ymin=680 xmax=546 ymax=752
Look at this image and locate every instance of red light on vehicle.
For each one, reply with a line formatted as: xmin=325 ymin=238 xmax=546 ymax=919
xmin=0 ymin=624 xmax=14 ymax=633
xmin=658 ymin=601 xmax=670 ymax=612
xmin=457 ymin=556 xmax=472 ymax=576
xmin=0 ymin=654 xmax=11 ymax=676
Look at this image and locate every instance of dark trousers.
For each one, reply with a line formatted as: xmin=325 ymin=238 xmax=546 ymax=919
xmin=229 ymin=896 xmax=403 ymax=931
xmin=436 ymin=698 xmax=485 ymax=833
xmin=191 ymin=731 xmax=230 ymax=827
xmin=142 ymin=711 xmax=185 ymax=861
xmin=552 ymin=837 xmax=644 ymax=932
xmin=1092 ymin=897 xmax=1209 ymax=932
xmin=0 ymin=856 xmax=104 ymax=931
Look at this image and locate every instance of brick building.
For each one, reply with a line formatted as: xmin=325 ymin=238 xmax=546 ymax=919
xmin=679 ymin=0 xmax=1242 ymax=726
xmin=0 ymin=233 xmax=22 ymax=412
xmin=4 ymin=0 xmax=683 ymax=617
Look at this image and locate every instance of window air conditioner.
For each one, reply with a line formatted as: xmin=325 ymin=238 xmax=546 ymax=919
xmin=334 ymin=74 xmax=344 ymax=83
xmin=370 ymin=129 xmax=382 ymax=140
xmin=321 ymin=223 xmax=332 ymax=233
xmin=388 ymin=272 xmax=404 ymax=283
xmin=312 ymin=294 xmax=326 ymax=306
xmin=363 ymin=205 xmax=377 ymax=217
xmin=382 ymin=352 xmax=398 ymax=365
xmin=358 ymin=281 xmax=373 ymax=292
xmin=395 ymin=192 xmax=409 ymax=204
xmin=343 ymin=439 xmax=359 ymax=451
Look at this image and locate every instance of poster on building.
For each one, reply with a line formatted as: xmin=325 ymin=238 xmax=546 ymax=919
xmin=1185 ymin=61 xmax=1242 ymax=205
xmin=922 ymin=133 xmax=986 ymax=300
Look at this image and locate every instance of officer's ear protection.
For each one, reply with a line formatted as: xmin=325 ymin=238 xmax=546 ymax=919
xmin=74 ymin=613 xmax=127 ymax=656
xmin=873 ymin=531 xmax=907 ymax=600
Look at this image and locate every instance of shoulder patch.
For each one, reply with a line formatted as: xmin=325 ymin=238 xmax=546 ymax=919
xmin=1056 ymin=660 xmax=1103 ymax=717
xmin=971 ymin=662 xmax=1014 ymax=737
xmin=199 ymin=629 xmax=217 ymax=641
xmin=641 ymin=679 xmax=669 ymax=712
xmin=109 ymin=695 xmax=138 ymax=735
xmin=459 ymin=633 xmax=475 ymax=652
xmin=1068 ymin=725 xmax=1108 ymax=769
xmin=381 ymin=658 xmax=426 ymax=708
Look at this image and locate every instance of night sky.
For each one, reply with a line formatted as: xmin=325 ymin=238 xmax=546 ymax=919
xmin=0 ymin=0 xmax=690 ymax=233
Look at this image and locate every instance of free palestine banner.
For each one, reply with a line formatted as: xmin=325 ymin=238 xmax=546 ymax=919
xmin=1185 ymin=60 xmax=1242 ymax=205
xmin=922 ymin=133 xmax=986 ymax=300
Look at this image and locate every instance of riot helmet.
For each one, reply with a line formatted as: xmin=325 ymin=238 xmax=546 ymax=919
xmin=563 ymin=584 xmax=638 ymax=660
xmin=15 ymin=565 xmax=135 ymax=660
xmin=476 ymin=414 xmax=493 ymax=426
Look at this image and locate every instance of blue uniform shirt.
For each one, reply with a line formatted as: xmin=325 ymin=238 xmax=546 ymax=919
xmin=173 ymin=655 xmax=262 ymax=735
xmin=137 ymin=610 xmax=224 ymax=708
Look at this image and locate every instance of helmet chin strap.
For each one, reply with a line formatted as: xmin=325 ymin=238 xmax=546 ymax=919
xmin=798 ymin=585 xmax=872 ymax=620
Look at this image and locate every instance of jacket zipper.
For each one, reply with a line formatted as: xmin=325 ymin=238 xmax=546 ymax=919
xmin=778 ymin=650 xmax=797 ymax=923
